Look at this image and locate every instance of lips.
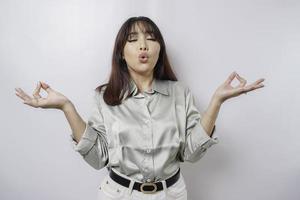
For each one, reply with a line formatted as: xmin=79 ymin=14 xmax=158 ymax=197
xmin=138 ymin=52 xmax=149 ymax=63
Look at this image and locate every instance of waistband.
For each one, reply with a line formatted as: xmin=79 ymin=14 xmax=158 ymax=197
xmin=109 ymin=168 xmax=181 ymax=194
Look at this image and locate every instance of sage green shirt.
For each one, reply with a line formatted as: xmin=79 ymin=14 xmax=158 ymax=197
xmin=70 ymin=78 xmax=219 ymax=182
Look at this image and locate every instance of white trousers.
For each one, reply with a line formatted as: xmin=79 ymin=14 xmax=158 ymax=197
xmin=97 ymin=172 xmax=187 ymax=200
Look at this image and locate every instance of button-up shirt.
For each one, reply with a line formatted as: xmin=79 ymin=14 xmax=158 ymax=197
xmin=70 ymin=78 xmax=219 ymax=182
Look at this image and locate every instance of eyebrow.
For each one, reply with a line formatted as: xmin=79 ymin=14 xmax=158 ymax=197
xmin=128 ymin=32 xmax=138 ymax=37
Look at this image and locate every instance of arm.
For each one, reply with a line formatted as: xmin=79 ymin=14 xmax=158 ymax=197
xmin=200 ymin=71 xmax=265 ymax=138
xmin=15 ymin=81 xmax=108 ymax=169
xmin=67 ymin=91 xmax=108 ymax=170
xmin=182 ymin=86 xmax=219 ymax=163
xmin=181 ymin=71 xmax=265 ymax=163
xmin=200 ymin=96 xmax=222 ymax=137
xmin=62 ymin=102 xmax=87 ymax=143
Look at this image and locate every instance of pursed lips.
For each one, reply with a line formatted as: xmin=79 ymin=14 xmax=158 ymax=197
xmin=138 ymin=52 xmax=149 ymax=63
xmin=138 ymin=52 xmax=149 ymax=59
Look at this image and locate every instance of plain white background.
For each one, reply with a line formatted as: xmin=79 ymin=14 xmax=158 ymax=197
xmin=1 ymin=0 xmax=299 ymax=199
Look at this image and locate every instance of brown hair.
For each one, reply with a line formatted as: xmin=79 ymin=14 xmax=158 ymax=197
xmin=96 ymin=16 xmax=178 ymax=106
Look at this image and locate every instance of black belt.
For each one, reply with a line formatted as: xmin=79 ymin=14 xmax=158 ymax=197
xmin=109 ymin=168 xmax=180 ymax=194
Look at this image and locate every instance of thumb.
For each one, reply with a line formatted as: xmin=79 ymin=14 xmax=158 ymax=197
xmin=40 ymin=81 xmax=53 ymax=93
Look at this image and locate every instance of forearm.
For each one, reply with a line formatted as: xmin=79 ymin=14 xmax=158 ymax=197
xmin=61 ymin=102 xmax=86 ymax=143
xmin=200 ymin=95 xmax=222 ymax=137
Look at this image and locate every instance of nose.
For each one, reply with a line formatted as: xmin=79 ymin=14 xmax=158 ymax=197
xmin=140 ymin=46 xmax=148 ymax=51
xmin=139 ymin=38 xmax=148 ymax=51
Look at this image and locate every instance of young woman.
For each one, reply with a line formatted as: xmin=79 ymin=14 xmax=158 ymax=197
xmin=15 ymin=16 xmax=265 ymax=200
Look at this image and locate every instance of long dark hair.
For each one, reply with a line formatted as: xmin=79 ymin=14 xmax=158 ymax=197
xmin=96 ymin=16 xmax=178 ymax=106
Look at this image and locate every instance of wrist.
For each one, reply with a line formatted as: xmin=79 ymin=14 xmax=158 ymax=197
xmin=211 ymin=94 xmax=223 ymax=107
xmin=61 ymin=100 xmax=74 ymax=112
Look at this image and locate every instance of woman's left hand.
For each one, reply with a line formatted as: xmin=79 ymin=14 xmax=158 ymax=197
xmin=212 ymin=71 xmax=265 ymax=104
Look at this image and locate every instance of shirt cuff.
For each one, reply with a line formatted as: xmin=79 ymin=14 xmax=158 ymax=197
xmin=188 ymin=122 xmax=219 ymax=152
xmin=70 ymin=123 xmax=98 ymax=156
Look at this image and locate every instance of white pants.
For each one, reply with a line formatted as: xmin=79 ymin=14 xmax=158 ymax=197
xmin=97 ymin=172 xmax=187 ymax=200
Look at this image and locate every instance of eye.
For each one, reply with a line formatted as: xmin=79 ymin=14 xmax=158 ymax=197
xmin=146 ymin=34 xmax=156 ymax=41
xmin=127 ymin=39 xmax=137 ymax=42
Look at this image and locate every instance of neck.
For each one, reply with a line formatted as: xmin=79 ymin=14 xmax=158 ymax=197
xmin=129 ymin=73 xmax=154 ymax=93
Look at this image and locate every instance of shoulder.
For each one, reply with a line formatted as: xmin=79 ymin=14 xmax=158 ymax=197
xmin=94 ymin=84 xmax=107 ymax=97
xmin=168 ymin=80 xmax=190 ymax=95
xmin=92 ymin=84 xmax=108 ymax=108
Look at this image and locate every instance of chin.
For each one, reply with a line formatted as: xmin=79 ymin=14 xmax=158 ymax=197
xmin=136 ymin=64 xmax=154 ymax=70
xmin=128 ymin=64 xmax=155 ymax=74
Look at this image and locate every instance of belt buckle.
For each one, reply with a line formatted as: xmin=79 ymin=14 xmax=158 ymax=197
xmin=140 ymin=182 xmax=157 ymax=194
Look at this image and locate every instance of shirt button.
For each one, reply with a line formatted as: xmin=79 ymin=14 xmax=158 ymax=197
xmin=146 ymin=178 xmax=151 ymax=183
xmin=146 ymin=149 xmax=151 ymax=153
xmin=144 ymin=119 xmax=150 ymax=124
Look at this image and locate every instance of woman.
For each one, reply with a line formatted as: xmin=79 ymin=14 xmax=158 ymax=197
xmin=15 ymin=16 xmax=265 ymax=200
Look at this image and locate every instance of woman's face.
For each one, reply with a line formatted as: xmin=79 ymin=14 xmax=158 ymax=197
xmin=123 ymin=23 xmax=161 ymax=77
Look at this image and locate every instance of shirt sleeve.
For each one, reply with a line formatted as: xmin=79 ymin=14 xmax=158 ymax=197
xmin=181 ymin=86 xmax=219 ymax=163
xmin=70 ymin=90 xmax=108 ymax=170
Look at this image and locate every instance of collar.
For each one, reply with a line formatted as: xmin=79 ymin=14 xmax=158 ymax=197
xmin=129 ymin=78 xmax=169 ymax=96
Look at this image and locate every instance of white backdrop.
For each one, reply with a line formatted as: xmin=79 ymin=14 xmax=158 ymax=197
xmin=1 ymin=0 xmax=299 ymax=200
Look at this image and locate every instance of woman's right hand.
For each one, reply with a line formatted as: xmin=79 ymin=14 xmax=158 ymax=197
xmin=15 ymin=81 xmax=72 ymax=111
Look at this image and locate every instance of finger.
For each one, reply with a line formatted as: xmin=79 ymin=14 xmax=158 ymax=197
xmin=225 ymin=71 xmax=237 ymax=85
xmin=246 ymin=85 xmax=264 ymax=93
xmin=243 ymin=82 xmax=265 ymax=93
xmin=15 ymin=91 xmax=36 ymax=106
xmin=15 ymin=88 xmax=23 ymax=96
xmin=40 ymin=82 xmax=53 ymax=93
xmin=33 ymin=81 xmax=42 ymax=99
xmin=15 ymin=91 xmax=26 ymax=101
xmin=248 ymin=78 xmax=265 ymax=87
xmin=248 ymin=79 xmax=265 ymax=89
xmin=235 ymin=73 xmax=247 ymax=87
xmin=255 ymin=78 xmax=265 ymax=84
xmin=15 ymin=88 xmax=26 ymax=101
xmin=15 ymin=88 xmax=32 ymax=102
xmin=15 ymin=87 xmax=41 ymax=107
xmin=255 ymin=83 xmax=265 ymax=88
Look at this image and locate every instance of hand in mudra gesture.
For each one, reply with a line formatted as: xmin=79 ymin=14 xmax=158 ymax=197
xmin=15 ymin=81 xmax=71 ymax=110
xmin=213 ymin=71 xmax=265 ymax=104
